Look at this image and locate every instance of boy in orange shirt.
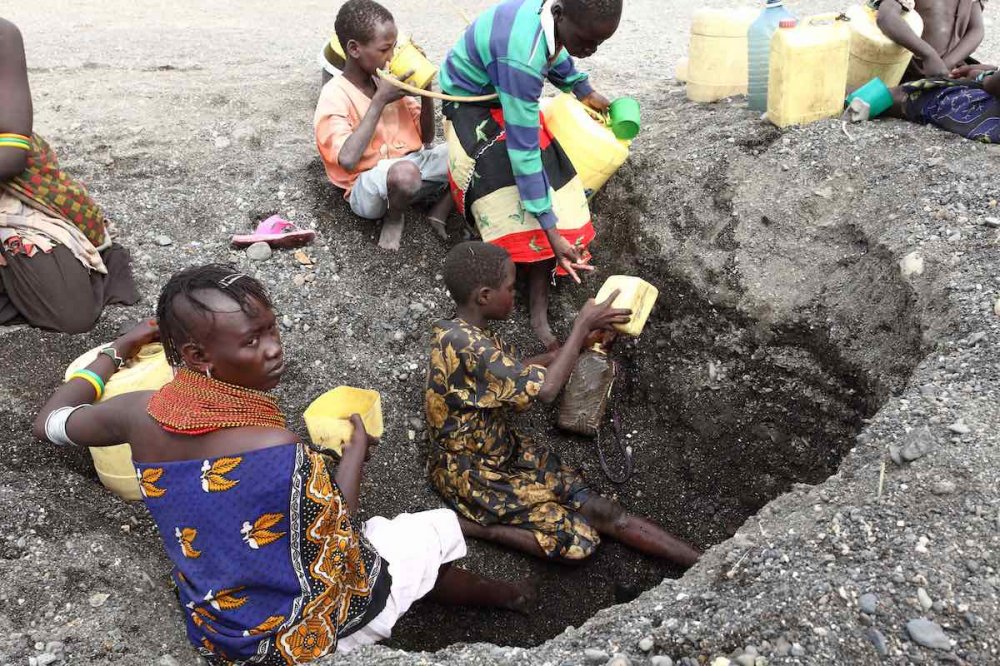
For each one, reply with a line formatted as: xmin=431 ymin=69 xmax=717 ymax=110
xmin=314 ymin=0 xmax=453 ymax=251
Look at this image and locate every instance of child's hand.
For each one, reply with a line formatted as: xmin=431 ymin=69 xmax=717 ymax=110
xmin=374 ymin=73 xmax=410 ymax=105
xmin=951 ymin=63 xmax=994 ymax=79
xmin=547 ymin=231 xmax=593 ymax=284
xmin=576 ymin=290 xmax=631 ymax=333
xmin=581 ymin=91 xmax=611 ymax=113
xmin=112 ymin=319 xmax=160 ymax=360
xmin=916 ymin=52 xmax=950 ymax=78
xmin=348 ymin=413 xmax=379 ymax=461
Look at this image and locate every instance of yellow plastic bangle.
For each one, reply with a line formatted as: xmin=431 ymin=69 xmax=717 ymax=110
xmin=68 ymin=370 xmax=104 ymax=400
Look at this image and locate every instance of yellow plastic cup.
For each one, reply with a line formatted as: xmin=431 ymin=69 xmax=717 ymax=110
xmin=303 ymin=386 xmax=384 ymax=455
xmin=389 ymin=39 xmax=437 ymax=90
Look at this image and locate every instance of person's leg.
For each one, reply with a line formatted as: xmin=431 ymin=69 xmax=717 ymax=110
xmin=427 ymin=563 xmax=536 ymax=613
xmin=457 ymin=516 xmax=549 ymax=559
xmin=426 ymin=192 xmax=455 ymax=242
xmin=380 ymin=161 xmax=422 ymax=251
xmin=579 ymin=495 xmax=701 ymax=568
xmin=527 ymin=259 xmax=558 ymax=350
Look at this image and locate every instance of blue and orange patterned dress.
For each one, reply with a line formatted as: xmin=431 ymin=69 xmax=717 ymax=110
xmin=134 ymin=443 xmax=390 ymax=664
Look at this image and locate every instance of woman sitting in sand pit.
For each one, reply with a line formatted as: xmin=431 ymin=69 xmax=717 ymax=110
xmin=33 ymin=264 xmax=533 ymax=664
xmin=0 ymin=17 xmax=138 ymax=333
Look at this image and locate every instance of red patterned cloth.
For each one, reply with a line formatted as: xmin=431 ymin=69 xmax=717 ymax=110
xmin=1 ymin=134 xmax=108 ymax=248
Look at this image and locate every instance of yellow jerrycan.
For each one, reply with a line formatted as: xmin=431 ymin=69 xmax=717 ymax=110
xmin=846 ymin=3 xmax=924 ymax=89
xmin=541 ymin=93 xmax=630 ymax=199
xmin=686 ymin=8 xmax=759 ymax=103
xmin=303 ymin=386 xmax=384 ymax=456
xmin=595 ymin=275 xmax=660 ymax=337
xmin=767 ymin=15 xmax=851 ymax=128
xmin=64 ymin=343 xmax=174 ymax=500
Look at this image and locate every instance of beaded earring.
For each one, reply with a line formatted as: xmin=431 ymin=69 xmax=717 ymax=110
xmin=205 ymin=367 xmax=213 ymax=380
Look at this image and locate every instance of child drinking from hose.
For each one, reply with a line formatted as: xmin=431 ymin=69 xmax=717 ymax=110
xmin=314 ymin=0 xmax=454 ymax=251
xmin=872 ymin=0 xmax=986 ymax=80
xmin=440 ymin=0 xmax=622 ymax=350
xmin=424 ymin=241 xmax=701 ymax=566
xmin=34 ymin=264 xmax=534 ymax=664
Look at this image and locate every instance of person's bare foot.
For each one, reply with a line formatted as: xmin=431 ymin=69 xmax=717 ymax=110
xmin=530 ymin=316 xmax=558 ymax=351
xmin=504 ymin=577 xmax=540 ymax=615
xmin=378 ymin=215 xmax=405 ymax=251
xmin=428 ymin=216 xmax=449 ymax=242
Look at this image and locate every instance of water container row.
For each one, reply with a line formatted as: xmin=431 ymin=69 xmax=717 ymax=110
xmin=682 ymin=1 xmax=923 ymax=126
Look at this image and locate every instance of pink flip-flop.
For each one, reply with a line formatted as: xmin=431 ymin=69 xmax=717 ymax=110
xmin=231 ymin=215 xmax=316 ymax=249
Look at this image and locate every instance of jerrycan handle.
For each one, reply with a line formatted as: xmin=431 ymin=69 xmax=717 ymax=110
xmin=807 ymin=12 xmax=851 ymax=26
xmin=580 ymin=103 xmax=611 ymax=127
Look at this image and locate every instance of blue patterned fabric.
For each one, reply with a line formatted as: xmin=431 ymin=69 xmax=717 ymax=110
xmin=902 ymin=78 xmax=1000 ymax=143
xmin=134 ymin=443 xmax=389 ymax=664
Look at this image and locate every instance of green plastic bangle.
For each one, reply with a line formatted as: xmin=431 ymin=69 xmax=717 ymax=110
xmin=69 ymin=368 xmax=106 ymax=400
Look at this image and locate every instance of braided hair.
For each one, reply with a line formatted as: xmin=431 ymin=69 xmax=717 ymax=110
xmin=443 ymin=241 xmax=511 ymax=305
xmin=335 ymin=0 xmax=394 ymax=49
xmin=156 ymin=264 xmax=273 ymax=366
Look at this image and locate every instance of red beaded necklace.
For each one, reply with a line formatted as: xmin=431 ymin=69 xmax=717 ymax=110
xmin=147 ymin=368 xmax=286 ymax=435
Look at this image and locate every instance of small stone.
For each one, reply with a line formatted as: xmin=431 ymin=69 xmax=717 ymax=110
xmin=736 ymin=655 xmax=756 ymax=666
xmin=88 ymin=592 xmax=110 ymax=608
xmin=292 ymin=274 xmax=306 ymax=287
xmin=154 ymin=235 xmax=173 ymax=246
xmin=931 ymin=480 xmax=957 ymax=495
xmin=245 ymin=242 xmax=272 ymax=261
xmin=45 ymin=642 xmax=64 ymax=656
xmin=774 ymin=637 xmax=792 ymax=656
xmin=947 ymin=420 xmax=971 ymax=434
xmin=859 ymin=593 xmax=878 ymax=614
xmin=281 ymin=314 xmax=293 ymax=329
xmin=917 ymin=588 xmax=933 ymax=612
xmin=650 ymin=658 xmax=674 ymax=666
xmin=966 ymin=331 xmax=987 ymax=346
xmin=906 ymin=618 xmax=951 ymax=650
xmin=214 ymin=135 xmax=231 ymax=148
xmin=864 ymin=628 xmax=889 ymax=656
xmin=409 ymin=302 xmax=428 ymax=314
xmin=983 ymin=216 xmax=1000 ymax=228
xmin=789 ymin=643 xmax=806 ymax=657
xmin=35 ymin=654 xmax=59 ymax=666
xmin=584 ymin=649 xmax=609 ymax=664
xmin=710 ymin=659 xmax=732 ymax=666
xmin=899 ymin=426 xmax=936 ymax=463
xmin=156 ymin=657 xmax=181 ymax=666
xmin=638 ymin=637 xmax=655 ymax=652
xmin=813 ymin=186 xmax=833 ymax=199
xmin=753 ymin=659 xmax=768 ymax=666
xmin=899 ymin=251 xmax=924 ymax=278
xmin=606 ymin=656 xmax=631 ymax=666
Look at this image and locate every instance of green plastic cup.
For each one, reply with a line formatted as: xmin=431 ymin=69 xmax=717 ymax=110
xmin=609 ymin=97 xmax=641 ymax=140
xmin=845 ymin=77 xmax=894 ymax=119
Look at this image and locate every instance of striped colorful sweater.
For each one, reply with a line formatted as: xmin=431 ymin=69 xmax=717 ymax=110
xmin=440 ymin=0 xmax=594 ymax=230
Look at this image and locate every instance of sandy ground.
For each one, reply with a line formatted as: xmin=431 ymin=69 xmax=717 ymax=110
xmin=1 ymin=1 xmax=999 ymax=665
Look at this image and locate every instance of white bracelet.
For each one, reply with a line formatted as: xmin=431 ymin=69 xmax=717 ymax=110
xmin=44 ymin=405 xmax=88 ymax=447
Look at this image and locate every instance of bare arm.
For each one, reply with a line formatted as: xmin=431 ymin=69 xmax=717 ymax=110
xmin=333 ymin=414 xmax=377 ymax=514
xmin=942 ymin=3 xmax=985 ymax=70
xmin=338 ymin=77 xmax=409 ymax=173
xmin=32 ymin=322 xmax=160 ymax=445
xmin=0 ymin=18 xmax=32 ymax=182
xmin=876 ymin=1 xmax=949 ymax=76
xmin=535 ymin=293 xmax=631 ymax=404
xmin=419 ymin=94 xmax=435 ymax=144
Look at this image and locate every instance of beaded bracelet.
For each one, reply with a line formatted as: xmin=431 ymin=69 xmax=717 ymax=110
xmin=68 ymin=369 xmax=106 ymax=401
xmin=0 ymin=133 xmax=32 ymax=151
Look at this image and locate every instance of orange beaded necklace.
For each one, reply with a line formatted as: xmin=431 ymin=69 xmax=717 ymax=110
xmin=147 ymin=368 xmax=286 ymax=435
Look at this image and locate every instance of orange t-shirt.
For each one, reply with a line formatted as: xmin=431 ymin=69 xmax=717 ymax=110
xmin=313 ymin=75 xmax=424 ymax=197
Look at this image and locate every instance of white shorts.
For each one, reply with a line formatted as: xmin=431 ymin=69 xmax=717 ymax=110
xmin=347 ymin=144 xmax=450 ymax=220
xmin=335 ymin=508 xmax=467 ymax=653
